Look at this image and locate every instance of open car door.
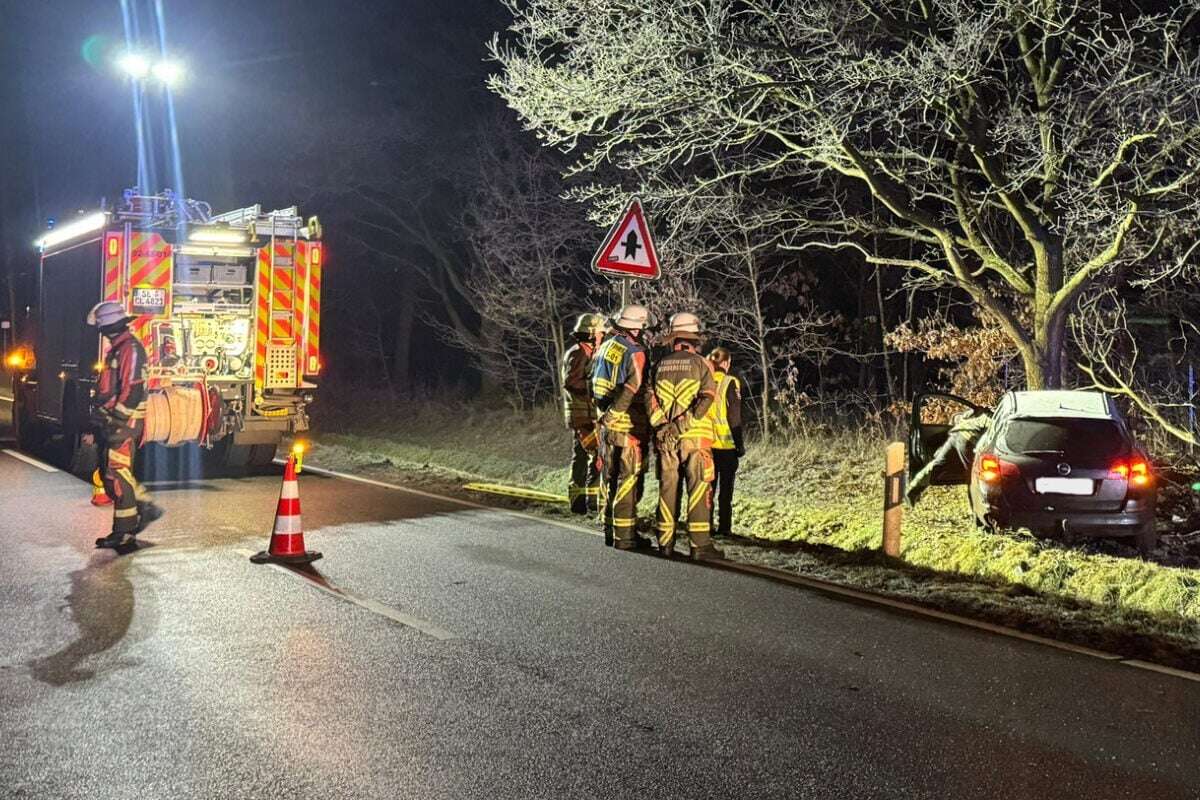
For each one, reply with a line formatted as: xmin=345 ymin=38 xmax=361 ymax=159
xmin=909 ymin=393 xmax=991 ymax=485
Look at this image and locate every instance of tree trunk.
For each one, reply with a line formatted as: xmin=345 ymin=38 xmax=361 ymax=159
xmin=758 ymin=345 xmax=771 ymax=441
xmin=392 ymin=288 xmax=415 ymax=396
xmin=1023 ymin=312 xmax=1067 ymax=390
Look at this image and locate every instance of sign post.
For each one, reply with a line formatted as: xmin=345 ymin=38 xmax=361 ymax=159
xmin=592 ymin=198 xmax=661 ymax=308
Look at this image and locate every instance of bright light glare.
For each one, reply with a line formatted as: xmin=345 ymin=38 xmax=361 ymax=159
xmin=292 ymin=441 xmax=307 ymax=456
xmin=188 ymin=228 xmax=248 ymax=244
xmin=117 ymin=52 xmax=150 ymax=79
xmin=35 ymin=212 xmax=108 ymax=250
xmin=152 ymin=60 xmax=184 ymax=87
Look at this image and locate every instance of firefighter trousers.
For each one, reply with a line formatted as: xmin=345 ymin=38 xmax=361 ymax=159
xmin=656 ymin=445 xmax=714 ymax=552
xmin=711 ymin=449 xmax=739 ymax=536
xmin=568 ymin=425 xmax=600 ymax=515
xmin=598 ymin=431 xmax=647 ymax=547
xmin=99 ymin=418 xmax=151 ymax=535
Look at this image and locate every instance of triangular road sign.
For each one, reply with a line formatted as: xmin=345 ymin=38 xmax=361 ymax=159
xmin=591 ymin=197 xmax=660 ymax=280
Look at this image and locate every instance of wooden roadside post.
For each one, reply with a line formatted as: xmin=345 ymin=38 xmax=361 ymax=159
xmin=882 ymin=442 xmax=906 ymax=557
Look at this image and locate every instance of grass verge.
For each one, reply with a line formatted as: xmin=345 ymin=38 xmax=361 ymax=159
xmin=305 ymin=399 xmax=1200 ymax=671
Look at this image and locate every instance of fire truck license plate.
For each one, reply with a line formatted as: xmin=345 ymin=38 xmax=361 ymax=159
xmin=132 ymin=287 xmax=167 ymax=314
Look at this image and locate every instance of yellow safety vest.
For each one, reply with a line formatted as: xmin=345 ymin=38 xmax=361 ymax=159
xmin=706 ymin=371 xmax=738 ymax=450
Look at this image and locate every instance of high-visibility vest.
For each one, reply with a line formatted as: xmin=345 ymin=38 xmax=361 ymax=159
xmin=707 ymin=371 xmax=739 ymax=450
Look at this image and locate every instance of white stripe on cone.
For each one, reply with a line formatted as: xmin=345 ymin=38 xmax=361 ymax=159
xmin=280 ymin=480 xmax=300 ymax=500
xmin=274 ymin=514 xmax=303 ymax=535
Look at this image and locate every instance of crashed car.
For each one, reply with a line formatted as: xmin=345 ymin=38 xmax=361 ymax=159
xmin=910 ymin=390 xmax=1158 ymax=554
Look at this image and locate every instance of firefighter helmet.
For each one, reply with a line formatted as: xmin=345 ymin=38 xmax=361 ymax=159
xmin=612 ymin=304 xmax=650 ymax=332
xmin=572 ymin=313 xmax=606 ymax=336
xmin=86 ymin=301 xmax=131 ymax=328
xmin=667 ymin=311 xmax=703 ymax=339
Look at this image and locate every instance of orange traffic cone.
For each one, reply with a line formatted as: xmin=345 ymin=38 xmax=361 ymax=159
xmin=90 ymin=469 xmax=112 ymax=506
xmin=250 ymin=454 xmax=322 ymax=565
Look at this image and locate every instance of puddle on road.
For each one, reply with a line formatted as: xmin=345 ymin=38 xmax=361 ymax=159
xmin=27 ymin=556 xmax=136 ymax=686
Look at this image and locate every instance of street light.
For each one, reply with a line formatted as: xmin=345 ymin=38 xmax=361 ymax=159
xmin=116 ymin=52 xmax=150 ymax=80
xmin=116 ymin=52 xmax=184 ymax=87
xmin=152 ymin=60 xmax=184 ymax=87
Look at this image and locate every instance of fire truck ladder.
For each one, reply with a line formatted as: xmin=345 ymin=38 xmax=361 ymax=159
xmin=257 ymin=208 xmax=305 ymax=398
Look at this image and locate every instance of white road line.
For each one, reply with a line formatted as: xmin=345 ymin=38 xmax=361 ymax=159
xmin=1120 ymin=659 xmax=1200 ymax=684
xmin=296 ymin=459 xmax=1200 ymax=683
xmin=236 ymin=548 xmax=457 ymax=641
xmin=290 ymin=461 xmax=602 ymax=539
xmin=1 ymin=449 xmax=59 ymax=473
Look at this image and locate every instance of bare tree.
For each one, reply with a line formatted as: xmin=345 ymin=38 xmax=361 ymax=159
xmin=491 ymin=0 xmax=1200 ymax=389
xmin=453 ymin=122 xmax=603 ymax=405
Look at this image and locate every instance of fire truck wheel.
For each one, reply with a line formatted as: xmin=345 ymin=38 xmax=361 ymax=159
xmin=12 ymin=386 xmax=42 ymax=452
xmin=247 ymin=443 xmax=279 ymax=468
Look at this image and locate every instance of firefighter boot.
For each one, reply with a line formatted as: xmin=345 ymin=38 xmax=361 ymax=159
xmin=138 ymin=501 xmax=165 ymax=533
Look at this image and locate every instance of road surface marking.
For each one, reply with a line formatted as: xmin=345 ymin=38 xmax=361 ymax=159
xmin=237 ymin=548 xmax=457 ymax=641
xmin=1119 ymin=659 xmax=1200 ymax=683
xmin=289 ymin=461 xmax=602 ymax=539
xmin=1 ymin=449 xmax=59 ymax=473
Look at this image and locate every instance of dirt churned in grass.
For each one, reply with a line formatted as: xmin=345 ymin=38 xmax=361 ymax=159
xmin=305 ymin=398 xmax=1200 ymax=670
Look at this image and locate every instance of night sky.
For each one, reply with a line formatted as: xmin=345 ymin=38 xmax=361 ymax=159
xmin=0 ymin=0 xmax=503 ymax=292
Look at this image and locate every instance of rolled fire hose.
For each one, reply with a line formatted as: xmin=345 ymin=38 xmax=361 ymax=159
xmin=144 ymin=385 xmax=207 ymax=447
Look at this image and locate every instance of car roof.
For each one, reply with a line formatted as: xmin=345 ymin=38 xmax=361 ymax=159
xmin=1007 ymin=390 xmax=1115 ymax=420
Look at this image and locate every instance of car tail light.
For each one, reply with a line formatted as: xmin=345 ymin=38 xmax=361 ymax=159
xmin=1111 ymin=460 xmax=1152 ymax=487
xmin=980 ymin=454 xmax=1002 ymax=483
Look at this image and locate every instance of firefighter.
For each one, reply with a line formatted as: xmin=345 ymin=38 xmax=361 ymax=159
xmin=561 ymin=312 xmax=606 ymax=515
xmin=591 ymin=304 xmax=653 ymax=549
xmin=647 ymin=313 xmax=722 ymax=560
xmin=86 ymin=302 xmax=162 ymax=549
xmin=705 ymin=347 xmax=745 ymax=537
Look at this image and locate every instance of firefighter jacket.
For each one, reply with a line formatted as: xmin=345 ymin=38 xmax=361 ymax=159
xmin=706 ymin=370 xmax=744 ymax=452
xmin=647 ymin=348 xmax=717 ymax=449
xmin=591 ymin=331 xmax=651 ymax=437
xmin=94 ymin=330 xmax=148 ymax=423
xmin=561 ymin=340 xmax=597 ymax=429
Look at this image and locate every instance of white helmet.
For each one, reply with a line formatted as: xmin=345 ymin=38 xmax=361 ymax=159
xmin=86 ymin=301 xmax=130 ymax=328
xmin=612 ymin=304 xmax=650 ymax=332
xmin=667 ymin=311 xmax=703 ymax=339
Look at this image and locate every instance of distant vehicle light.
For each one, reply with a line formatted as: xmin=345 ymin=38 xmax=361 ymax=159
xmin=117 ymin=52 xmax=151 ymax=79
xmin=189 ymin=228 xmax=247 ymax=244
xmin=93 ymin=360 xmax=104 ymax=373
xmin=35 ymin=212 xmax=108 ymax=250
xmin=6 ymin=349 xmax=34 ymax=371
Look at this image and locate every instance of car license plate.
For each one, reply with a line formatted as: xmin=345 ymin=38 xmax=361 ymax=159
xmin=1035 ymin=477 xmax=1093 ymax=495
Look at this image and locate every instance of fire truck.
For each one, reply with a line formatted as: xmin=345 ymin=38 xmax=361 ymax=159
xmin=9 ymin=190 xmax=324 ymax=473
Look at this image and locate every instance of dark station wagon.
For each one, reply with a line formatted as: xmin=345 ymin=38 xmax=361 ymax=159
xmin=910 ymin=390 xmax=1158 ymax=554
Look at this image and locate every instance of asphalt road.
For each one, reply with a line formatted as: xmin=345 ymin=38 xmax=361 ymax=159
xmin=0 ymin=397 xmax=1197 ymax=799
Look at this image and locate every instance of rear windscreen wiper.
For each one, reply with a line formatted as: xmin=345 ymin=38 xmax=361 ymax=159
xmin=1021 ymin=449 xmax=1065 ymax=456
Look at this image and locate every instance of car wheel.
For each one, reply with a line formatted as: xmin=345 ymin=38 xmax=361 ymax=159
xmin=1136 ymin=521 xmax=1158 ymax=557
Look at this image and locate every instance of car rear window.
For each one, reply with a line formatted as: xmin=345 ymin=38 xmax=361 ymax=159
xmin=1001 ymin=418 xmax=1127 ymax=463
